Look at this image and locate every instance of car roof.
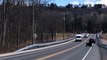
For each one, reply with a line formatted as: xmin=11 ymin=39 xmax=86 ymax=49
xmin=76 ymin=34 xmax=81 ymax=35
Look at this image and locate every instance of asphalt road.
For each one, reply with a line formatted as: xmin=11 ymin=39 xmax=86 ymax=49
xmin=0 ymin=34 xmax=96 ymax=60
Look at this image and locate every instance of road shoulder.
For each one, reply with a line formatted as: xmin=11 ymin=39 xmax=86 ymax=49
xmin=84 ymin=44 xmax=101 ymax=60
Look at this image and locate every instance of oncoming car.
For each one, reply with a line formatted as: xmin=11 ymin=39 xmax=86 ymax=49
xmin=75 ymin=34 xmax=83 ymax=42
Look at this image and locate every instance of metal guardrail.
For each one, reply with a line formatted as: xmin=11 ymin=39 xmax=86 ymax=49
xmin=16 ymin=37 xmax=75 ymax=52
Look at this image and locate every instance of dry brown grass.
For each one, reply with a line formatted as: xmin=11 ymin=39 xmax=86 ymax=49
xmin=56 ymin=33 xmax=74 ymax=41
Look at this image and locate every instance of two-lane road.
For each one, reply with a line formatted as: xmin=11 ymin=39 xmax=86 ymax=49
xmin=0 ymin=34 xmax=96 ymax=60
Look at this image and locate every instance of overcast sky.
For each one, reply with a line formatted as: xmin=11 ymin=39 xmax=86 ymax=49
xmin=0 ymin=0 xmax=107 ymax=6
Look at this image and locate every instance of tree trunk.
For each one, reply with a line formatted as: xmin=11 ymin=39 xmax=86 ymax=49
xmin=2 ymin=1 xmax=7 ymax=45
xmin=17 ymin=3 xmax=21 ymax=48
xmin=32 ymin=0 xmax=35 ymax=44
xmin=2 ymin=15 xmax=7 ymax=45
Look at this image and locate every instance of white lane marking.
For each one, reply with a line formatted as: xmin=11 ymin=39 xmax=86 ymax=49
xmin=0 ymin=39 xmax=75 ymax=57
xmin=82 ymin=47 xmax=92 ymax=60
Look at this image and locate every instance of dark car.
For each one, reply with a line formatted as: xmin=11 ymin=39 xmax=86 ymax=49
xmin=86 ymin=38 xmax=96 ymax=47
xmin=89 ymin=38 xmax=96 ymax=44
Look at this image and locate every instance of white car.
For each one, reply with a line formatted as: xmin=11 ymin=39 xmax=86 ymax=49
xmin=82 ymin=33 xmax=89 ymax=38
xmin=87 ymin=33 xmax=89 ymax=37
xmin=75 ymin=34 xmax=83 ymax=42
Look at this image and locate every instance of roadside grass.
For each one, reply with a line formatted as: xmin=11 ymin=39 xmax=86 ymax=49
xmin=56 ymin=33 xmax=74 ymax=41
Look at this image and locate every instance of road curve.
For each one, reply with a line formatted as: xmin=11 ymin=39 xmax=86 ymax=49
xmin=0 ymin=35 xmax=95 ymax=60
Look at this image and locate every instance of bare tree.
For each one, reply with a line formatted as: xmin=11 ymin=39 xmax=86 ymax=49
xmin=2 ymin=0 xmax=7 ymax=45
xmin=32 ymin=0 xmax=35 ymax=44
xmin=32 ymin=0 xmax=52 ymax=43
xmin=16 ymin=0 xmax=21 ymax=48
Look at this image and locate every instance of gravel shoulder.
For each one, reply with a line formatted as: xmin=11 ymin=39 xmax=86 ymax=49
xmin=99 ymin=47 xmax=107 ymax=60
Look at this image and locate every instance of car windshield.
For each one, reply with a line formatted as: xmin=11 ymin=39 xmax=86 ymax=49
xmin=76 ymin=36 xmax=81 ymax=38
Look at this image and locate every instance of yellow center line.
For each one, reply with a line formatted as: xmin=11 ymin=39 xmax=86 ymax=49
xmin=36 ymin=39 xmax=88 ymax=60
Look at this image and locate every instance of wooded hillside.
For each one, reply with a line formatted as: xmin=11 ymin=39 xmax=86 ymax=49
xmin=0 ymin=0 xmax=107 ymax=53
